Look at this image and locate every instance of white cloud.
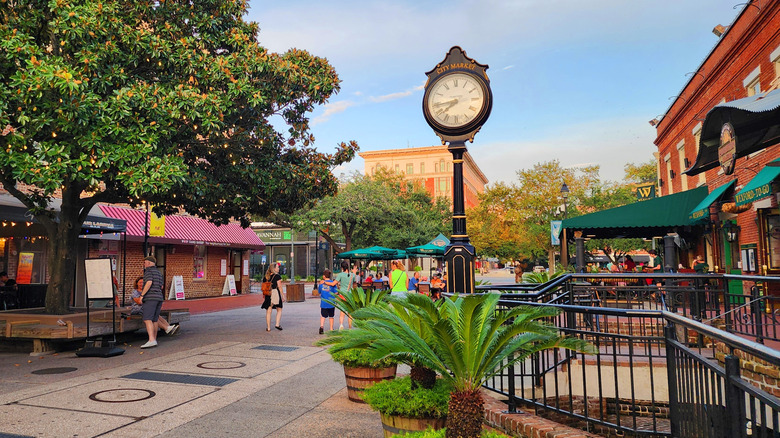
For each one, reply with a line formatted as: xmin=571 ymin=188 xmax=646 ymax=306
xmin=311 ymin=100 xmax=358 ymax=126
xmin=472 ymin=116 xmax=657 ymax=185
xmin=369 ymin=90 xmax=413 ymax=103
xmin=502 ymin=65 xmax=515 ymax=71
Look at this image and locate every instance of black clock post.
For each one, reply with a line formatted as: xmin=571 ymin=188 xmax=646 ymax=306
xmin=422 ymin=47 xmax=492 ymax=294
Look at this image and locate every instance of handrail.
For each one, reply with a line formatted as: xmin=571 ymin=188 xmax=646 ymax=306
xmin=663 ymin=311 xmax=780 ymax=362
xmin=703 ymin=295 xmax=768 ymax=323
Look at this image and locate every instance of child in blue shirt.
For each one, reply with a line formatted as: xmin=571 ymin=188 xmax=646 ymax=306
xmin=318 ymin=269 xmax=338 ymax=334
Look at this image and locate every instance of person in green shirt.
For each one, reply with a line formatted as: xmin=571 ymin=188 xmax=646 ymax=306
xmin=334 ymin=261 xmax=357 ymax=330
xmin=389 ymin=260 xmax=409 ymax=294
xmin=693 ymin=255 xmax=709 ymax=273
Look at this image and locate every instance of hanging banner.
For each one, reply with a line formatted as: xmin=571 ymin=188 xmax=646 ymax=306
xmin=149 ymin=205 xmax=166 ymax=237
xmin=168 ymin=275 xmax=186 ymax=300
xmin=550 ymin=221 xmax=562 ymax=246
xmin=17 ymin=252 xmax=34 ymax=284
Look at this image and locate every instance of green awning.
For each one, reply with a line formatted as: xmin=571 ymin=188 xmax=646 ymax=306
xmin=735 ymin=158 xmax=780 ymax=206
xmin=561 ymin=186 xmax=708 ymax=239
xmin=689 ymin=180 xmax=735 ymax=223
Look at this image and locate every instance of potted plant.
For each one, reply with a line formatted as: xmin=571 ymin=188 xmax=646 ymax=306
xmin=324 ymin=293 xmax=594 ymax=438
xmin=329 ymin=347 xmax=397 ymax=403
xmin=362 ymin=376 xmax=451 ymax=437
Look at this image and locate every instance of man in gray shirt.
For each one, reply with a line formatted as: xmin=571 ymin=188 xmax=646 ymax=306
xmin=140 ymin=256 xmax=165 ymax=348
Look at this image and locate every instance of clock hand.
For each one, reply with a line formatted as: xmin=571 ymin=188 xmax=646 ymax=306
xmin=433 ymin=99 xmax=458 ymax=107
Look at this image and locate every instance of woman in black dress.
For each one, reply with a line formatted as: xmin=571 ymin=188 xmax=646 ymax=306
xmin=261 ymin=265 xmax=284 ymax=331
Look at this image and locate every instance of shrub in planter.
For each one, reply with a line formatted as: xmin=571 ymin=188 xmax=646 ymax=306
xmin=363 ymin=376 xmax=450 ymax=437
xmin=329 ymin=348 xmax=397 ymax=403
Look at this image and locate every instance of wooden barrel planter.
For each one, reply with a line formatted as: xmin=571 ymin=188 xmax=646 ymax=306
xmin=380 ymin=413 xmax=446 ymax=437
xmin=343 ymin=365 xmax=397 ymax=403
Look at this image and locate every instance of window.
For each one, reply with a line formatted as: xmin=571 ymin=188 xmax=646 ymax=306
xmin=193 ymin=245 xmax=206 ymax=279
xmin=406 ymin=163 xmax=414 ymax=174
xmin=420 ymin=162 xmax=425 ymax=174
xmin=772 ymin=44 xmax=780 ymax=78
xmin=677 ymin=140 xmax=688 ymax=191
xmin=434 ymin=162 xmax=439 ymax=173
xmin=664 ymin=154 xmax=673 ymax=195
xmin=439 ymin=159 xmax=445 ymax=173
xmin=438 ymin=177 xmax=448 ymax=193
xmin=765 ymin=213 xmax=780 ymax=270
xmin=743 ymin=66 xmax=761 ymax=96
xmin=692 ymin=123 xmax=705 ymax=185
xmin=394 ymin=164 xmax=400 ymax=173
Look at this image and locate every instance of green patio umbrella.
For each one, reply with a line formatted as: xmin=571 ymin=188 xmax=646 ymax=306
xmin=405 ymin=233 xmax=450 ymax=256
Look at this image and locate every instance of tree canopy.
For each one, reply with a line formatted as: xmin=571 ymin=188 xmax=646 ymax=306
xmin=292 ymin=169 xmax=451 ymax=253
xmin=0 ymin=0 xmax=357 ymax=313
xmin=467 ymin=159 xmax=652 ymax=264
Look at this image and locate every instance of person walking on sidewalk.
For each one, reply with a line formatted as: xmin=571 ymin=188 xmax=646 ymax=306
xmin=334 ymin=261 xmax=356 ymax=330
xmin=318 ymin=269 xmax=337 ymax=334
xmin=261 ymin=265 xmax=284 ymax=331
xmin=140 ymin=256 xmax=165 ymax=348
xmin=130 ymin=276 xmax=177 ymax=336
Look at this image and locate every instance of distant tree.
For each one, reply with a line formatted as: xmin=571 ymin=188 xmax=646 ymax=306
xmin=0 ymin=0 xmax=357 ymax=313
xmin=293 ymin=170 xmax=450 ymax=253
xmin=624 ymin=159 xmax=657 ymax=184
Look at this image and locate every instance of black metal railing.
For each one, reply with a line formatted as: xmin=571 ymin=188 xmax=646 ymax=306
xmin=478 ymin=273 xmax=780 ymax=438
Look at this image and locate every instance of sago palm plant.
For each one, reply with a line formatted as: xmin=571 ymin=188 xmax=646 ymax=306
xmin=320 ymin=292 xmax=593 ymax=438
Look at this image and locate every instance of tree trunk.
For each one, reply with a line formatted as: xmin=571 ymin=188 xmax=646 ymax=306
xmin=445 ymin=389 xmax=484 ymax=438
xmin=43 ymin=188 xmax=85 ymax=314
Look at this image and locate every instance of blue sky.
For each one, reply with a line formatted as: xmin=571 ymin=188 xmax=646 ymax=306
xmin=245 ymin=1 xmax=742 ymax=184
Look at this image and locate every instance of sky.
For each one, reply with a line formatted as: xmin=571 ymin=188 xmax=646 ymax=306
xmin=245 ymin=0 xmax=744 ymax=185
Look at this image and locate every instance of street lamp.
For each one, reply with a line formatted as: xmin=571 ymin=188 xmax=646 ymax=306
xmin=560 ymin=182 xmax=569 ymax=268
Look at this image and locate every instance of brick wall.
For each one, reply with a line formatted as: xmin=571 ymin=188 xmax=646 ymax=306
xmin=715 ymin=342 xmax=780 ymax=398
xmin=102 ymin=241 xmax=251 ymax=303
xmin=654 ymin=2 xmax=780 ymax=274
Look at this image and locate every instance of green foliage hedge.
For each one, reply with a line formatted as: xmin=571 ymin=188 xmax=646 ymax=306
xmin=362 ymin=376 xmax=451 ymax=419
xmin=329 ymin=348 xmax=397 ymax=368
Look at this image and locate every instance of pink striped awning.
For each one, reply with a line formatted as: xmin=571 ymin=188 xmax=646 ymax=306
xmin=99 ymin=205 xmax=265 ymax=250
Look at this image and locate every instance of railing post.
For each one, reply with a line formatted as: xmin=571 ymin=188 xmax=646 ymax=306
xmin=506 ymin=353 xmax=517 ymax=413
xmin=664 ymin=325 xmax=681 ymax=438
xmin=725 ymin=355 xmax=746 ymax=438
xmin=722 ymin=276 xmax=733 ymax=332
xmin=751 ymin=285 xmax=764 ymax=344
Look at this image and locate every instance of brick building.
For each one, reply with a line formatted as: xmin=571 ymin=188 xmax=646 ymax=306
xmin=99 ymin=205 xmax=264 ymax=302
xmin=654 ymin=0 xmax=780 ymax=279
xmin=360 ymin=145 xmax=488 ymax=209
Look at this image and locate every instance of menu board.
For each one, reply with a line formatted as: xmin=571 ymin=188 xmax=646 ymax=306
xmin=84 ymin=258 xmax=114 ymax=299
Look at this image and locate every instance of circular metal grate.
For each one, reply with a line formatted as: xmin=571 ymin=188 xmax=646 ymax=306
xmin=196 ymin=361 xmax=246 ymax=370
xmin=31 ymin=367 xmax=78 ymax=375
xmin=89 ymin=388 xmax=156 ymax=403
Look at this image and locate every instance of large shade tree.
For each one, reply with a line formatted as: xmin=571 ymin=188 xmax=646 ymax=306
xmin=0 ymin=0 xmax=357 ymax=313
xmin=292 ymin=169 xmax=450 ymax=253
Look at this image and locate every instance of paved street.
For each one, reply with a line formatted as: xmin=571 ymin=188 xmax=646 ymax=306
xmin=0 ymin=273 xmax=516 ymax=438
xmin=0 ymin=297 xmax=384 ymax=438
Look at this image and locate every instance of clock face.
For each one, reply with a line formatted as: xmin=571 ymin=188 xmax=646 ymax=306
xmin=426 ymin=72 xmax=486 ymax=129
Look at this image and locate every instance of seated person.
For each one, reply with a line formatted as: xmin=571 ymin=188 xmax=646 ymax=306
xmin=363 ymin=274 xmax=374 ymax=284
xmin=408 ymin=271 xmax=420 ymax=292
xmin=430 ymin=274 xmax=444 ymax=289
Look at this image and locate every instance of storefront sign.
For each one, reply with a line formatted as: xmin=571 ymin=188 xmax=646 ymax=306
xmin=636 ymin=183 xmax=656 ymax=201
xmin=168 ymin=275 xmax=185 ymax=300
xmin=735 ymin=183 xmax=772 ymax=206
xmin=719 ymin=122 xmax=737 ymax=175
xmin=221 ymin=275 xmax=237 ymax=296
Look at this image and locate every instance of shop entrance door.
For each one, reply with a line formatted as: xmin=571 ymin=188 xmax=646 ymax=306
xmin=723 ymin=238 xmax=744 ymax=303
xmin=231 ymin=250 xmax=242 ymax=293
